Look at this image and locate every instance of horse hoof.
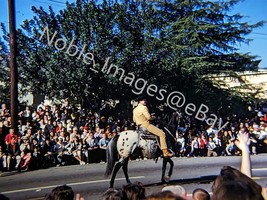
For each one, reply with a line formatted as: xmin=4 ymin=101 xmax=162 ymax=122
xmin=163 ymin=176 xmax=170 ymax=183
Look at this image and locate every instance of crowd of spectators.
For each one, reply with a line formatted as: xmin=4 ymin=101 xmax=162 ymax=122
xmin=0 ymin=99 xmax=133 ymax=171
xmin=0 ymin=99 xmax=267 ymax=172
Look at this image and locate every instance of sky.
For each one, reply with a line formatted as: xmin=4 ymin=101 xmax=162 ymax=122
xmin=0 ymin=0 xmax=266 ymax=68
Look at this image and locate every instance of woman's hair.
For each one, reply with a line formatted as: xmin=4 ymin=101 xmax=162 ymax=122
xmin=212 ymin=166 xmax=264 ymax=200
xmin=122 ymin=182 xmax=146 ymax=200
xmin=44 ymin=185 xmax=74 ymax=200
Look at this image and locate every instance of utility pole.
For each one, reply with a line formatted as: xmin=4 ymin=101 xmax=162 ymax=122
xmin=8 ymin=0 xmax=18 ymax=133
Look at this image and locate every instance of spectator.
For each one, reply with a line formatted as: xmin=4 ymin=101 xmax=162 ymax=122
xmin=198 ymin=134 xmax=208 ymax=157
xmin=70 ymin=127 xmax=80 ymax=142
xmin=206 ymin=137 xmax=218 ymax=157
xmin=146 ymin=190 xmax=185 ymax=200
xmin=94 ymin=126 xmax=103 ymax=143
xmin=0 ymin=145 xmax=7 ymax=171
xmin=44 ymin=185 xmax=74 ymax=200
xmin=18 ymin=136 xmax=32 ymax=171
xmin=225 ymin=139 xmax=237 ymax=156
xmin=99 ymin=116 xmax=108 ymax=130
xmin=5 ymin=128 xmax=18 ymax=145
xmin=6 ymin=136 xmax=21 ymax=170
xmin=176 ymin=132 xmax=186 ymax=157
xmin=192 ymin=188 xmax=210 ymax=200
xmin=161 ymin=185 xmax=187 ymax=199
xmin=83 ymin=131 xmax=98 ymax=163
xmin=122 ymin=182 xmax=146 ymax=200
xmin=70 ymin=136 xmax=85 ymax=165
xmin=188 ymin=136 xmax=199 ymax=157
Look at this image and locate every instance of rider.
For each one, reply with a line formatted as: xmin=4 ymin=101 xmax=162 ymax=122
xmin=133 ymin=96 xmax=173 ymax=157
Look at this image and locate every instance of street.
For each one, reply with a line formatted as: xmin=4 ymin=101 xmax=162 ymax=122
xmin=1 ymin=154 xmax=267 ymax=200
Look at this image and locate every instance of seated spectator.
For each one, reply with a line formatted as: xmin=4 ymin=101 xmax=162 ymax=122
xmin=192 ymin=188 xmax=210 ymax=200
xmin=70 ymin=136 xmax=85 ymax=165
xmin=206 ymin=137 xmax=218 ymax=157
xmin=34 ymin=129 xmax=46 ymax=145
xmin=225 ymin=139 xmax=237 ymax=156
xmin=31 ymin=137 xmax=42 ymax=169
xmin=44 ymin=185 xmax=74 ymax=200
xmin=5 ymin=128 xmax=18 ymax=145
xmin=6 ymin=136 xmax=21 ymax=170
xmin=42 ymin=138 xmax=56 ymax=167
xmin=18 ymin=136 xmax=32 ymax=171
xmin=0 ymin=145 xmax=7 ymax=171
xmin=70 ymin=127 xmax=80 ymax=142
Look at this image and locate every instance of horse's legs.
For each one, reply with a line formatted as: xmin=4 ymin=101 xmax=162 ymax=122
xmin=161 ymin=157 xmax=168 ymax=183
xmin=161 ymin=157 xmax=174 ymax=183
xmin=167 ymin=158 xmax=174 ymax=177
xmin=122 ymin=158 xmax=131 ymax=184
xmin=110 ymin=161 xmax=123 ymax=188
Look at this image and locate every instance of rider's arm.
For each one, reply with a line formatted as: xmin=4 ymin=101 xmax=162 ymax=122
xmin=142 ymin=106 xmax=152 ymax=121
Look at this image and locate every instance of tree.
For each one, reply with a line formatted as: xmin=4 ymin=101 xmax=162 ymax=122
xmin=0 ymin=0 xmax=265 ymax=118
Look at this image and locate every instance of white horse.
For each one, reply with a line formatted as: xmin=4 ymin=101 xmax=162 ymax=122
xmin=104 ymin=128 xmax=175 ymax=188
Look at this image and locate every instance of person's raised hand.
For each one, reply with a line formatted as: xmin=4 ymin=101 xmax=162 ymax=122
xmin=235 ymin=132 xmax=250 ymax=152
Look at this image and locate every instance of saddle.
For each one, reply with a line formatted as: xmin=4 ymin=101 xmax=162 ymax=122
xmin=137 ymin=127 xmax=157 ymax=140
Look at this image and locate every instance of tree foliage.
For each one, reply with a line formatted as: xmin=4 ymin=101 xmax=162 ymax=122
xmin=0 ymin=0 xmax=265 ymax=117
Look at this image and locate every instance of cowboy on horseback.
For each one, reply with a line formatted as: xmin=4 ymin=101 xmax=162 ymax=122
xmin=133 ymin=96 xmax=174 ymax=157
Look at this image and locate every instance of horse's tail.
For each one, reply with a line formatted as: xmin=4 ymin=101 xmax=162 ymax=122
xmin=105 ymin=134 xmax=119 ymax=177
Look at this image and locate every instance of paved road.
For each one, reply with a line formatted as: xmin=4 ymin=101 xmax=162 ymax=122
xmin=1 ymin=154 xmax=267 ymax=200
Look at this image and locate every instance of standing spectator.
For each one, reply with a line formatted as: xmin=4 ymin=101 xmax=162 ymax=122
xmin=188 ymin=136 xmax=199 ymax=157
xmin=6 ymin=136 xmax=21 ymax=170
xmin=176 ymin=133 xmax=186 ymax=157
xmin=99 ymin=116 xmax=108 ymax=130
xmin=94 ymin=126 xmax=102 ymax=143
xmin=198 ymin=134 xmax=208 ymax=157
xmin=42 ymin=138 xmax=56 ymax=167
xmin=221 ymin=130 xmax=231 ymax=153
xmin=83 ymin=131 xmax=98 ymax=163
xmin=98 ymin=132 xmax=109 ymax=162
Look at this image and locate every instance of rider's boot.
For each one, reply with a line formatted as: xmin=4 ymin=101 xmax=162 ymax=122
xmin=162 ymin=149 xmax=173 ymax=157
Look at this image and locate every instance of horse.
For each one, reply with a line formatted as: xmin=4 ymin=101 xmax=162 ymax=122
xmin=104 ymin=119 xmax=177 ymax=188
